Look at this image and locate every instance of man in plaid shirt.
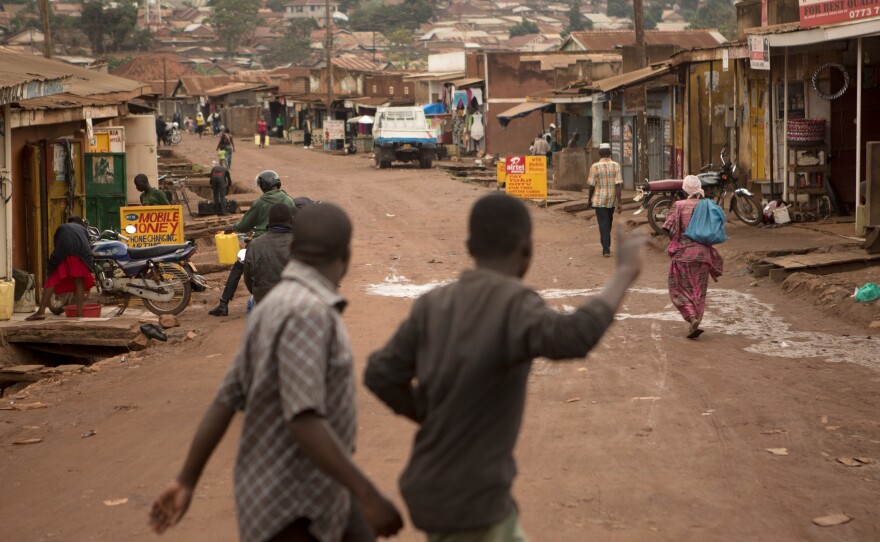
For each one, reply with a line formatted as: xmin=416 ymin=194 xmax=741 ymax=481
xmin=150 ymin=203 xmax=403 ymax=542
xmin=586 ymin=142 xmax=623 ymax=257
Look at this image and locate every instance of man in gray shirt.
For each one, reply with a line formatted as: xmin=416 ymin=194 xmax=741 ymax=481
xmin=365 ymin=193 xmax=646 ymax=540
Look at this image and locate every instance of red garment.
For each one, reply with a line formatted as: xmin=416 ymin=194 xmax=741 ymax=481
xmin=257 ymin=121 xmax=268 ymax=135
xmin=44 ymin=255 xmax=95 ymax=294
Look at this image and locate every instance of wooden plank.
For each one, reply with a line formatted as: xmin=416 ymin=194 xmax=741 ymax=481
xmin=6 ymin=336 xmax=136 ymax=347
xmin=1 ymin=364 xmax=46 ymax=374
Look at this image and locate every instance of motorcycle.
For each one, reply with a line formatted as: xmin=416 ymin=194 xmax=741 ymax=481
xmin=164 ymin=122 xmax=182 ymax=145
xmin=634 ymin=149 xmax=763 ymax=234
xmin=49 ymin=225 xmax=195 ymax=316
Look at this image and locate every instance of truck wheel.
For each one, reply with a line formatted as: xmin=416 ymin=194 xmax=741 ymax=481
xmin=419 ymin=155 xmax=433 ymax=169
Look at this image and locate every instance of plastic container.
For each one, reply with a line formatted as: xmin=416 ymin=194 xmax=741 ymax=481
xmin=64 ymin=303 xmax=103 ymax=318
xmin=215 ymin=232 xmax=240 ymax=265
xmin=773 ymin=205 xmax=791 ymax=224
xmin=0 ymin=279 xmax=14 ymax=321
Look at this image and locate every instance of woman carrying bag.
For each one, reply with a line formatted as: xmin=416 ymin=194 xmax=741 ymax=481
xmin=662 ymin=175 xmax=724 ymax=339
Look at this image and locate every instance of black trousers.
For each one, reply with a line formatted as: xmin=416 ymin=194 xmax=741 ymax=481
xmin=211 ymin=179 xmax=228 ymax=216
xmin=221 ymin=260 xmax=243 ymax=302
xmin=266 ymin=497 xmax=374 ymax=542
xmin=594 ymin=206 xmax=614 ymax=255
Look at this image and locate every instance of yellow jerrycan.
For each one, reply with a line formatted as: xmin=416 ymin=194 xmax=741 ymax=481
xmin=215 ymin=232 xmax=240 ymax=265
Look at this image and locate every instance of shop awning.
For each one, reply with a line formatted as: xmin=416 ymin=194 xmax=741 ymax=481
xmin=592 ymin=63 xmax=672 ymax=93
xmin=447 ymin=77 xmax=484 ymax=89
xmin=496 ymin=101 xmax=554 ymax=129
xmin=756 ymin=19 xmax=880 ymax=47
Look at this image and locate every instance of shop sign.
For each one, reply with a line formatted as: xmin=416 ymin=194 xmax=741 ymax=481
xmin=496 ymin=160 xmax=507 ymax=188
xmin=749 ymin=36 xmax=770 ymax=71
xmin=504 ymin=156 xmax=547 ymax=200
xmin=88 ymin=127 xmax=125 ymax=153
xmin=325 ymin=120 xmax=345 ymax=140
xmin=120 ymin=205 xmax=184 ymax=248
xmin=624 ymin=87 xmax=646 ymax=113
xmin=799 ymin=0 xmax=880 ymax=28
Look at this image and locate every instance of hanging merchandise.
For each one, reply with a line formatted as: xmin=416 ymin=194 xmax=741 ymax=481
xmin=811 ymin=63 xmax=849 ymax=100
xmin=470 ymin=112 xmax=485 ymax=141
xmin=471 ymin=88 xmax=483 ymax=106
xmin=453 ymin=91 xmax=468 ymax=109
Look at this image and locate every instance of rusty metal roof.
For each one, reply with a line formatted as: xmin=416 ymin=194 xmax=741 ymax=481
xmin=331 ymin=56 xmax=387 ymax=72
xmin=204 ymin=81 xmax=271 ymax=97
xmin=110 ymin=54 xmax=199 ymax=85
xmin=14 ymin=93 xmax=116 ymax=110
xmin=0 ymin=47 xmax=70 ymax=103
xmin=591 ymin=62 xmax=672 ymax=93
xmin=567 ymin=30 xmax=726 ymax=51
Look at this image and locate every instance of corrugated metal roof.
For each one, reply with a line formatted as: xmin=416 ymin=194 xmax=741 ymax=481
xmin=331 ymin=57 xmax=386 ymax=72
xmin=447 ymin=77 xmax=483 ymax=88
xmin=568 ymin=30 xmax=726 ymax=51
xmin=14 ymin=93 xmax=116 ymax=110
xmin=204 ymin=81 xmax=270 ymax=97
xmin=0 ymin=47 xmax=71 ymax=103
xmin=591 ymin=62 xmax=672 ymax=93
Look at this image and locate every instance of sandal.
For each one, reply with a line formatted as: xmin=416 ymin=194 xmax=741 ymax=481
xmin=24 ymin=314 xmax=46 ymax=321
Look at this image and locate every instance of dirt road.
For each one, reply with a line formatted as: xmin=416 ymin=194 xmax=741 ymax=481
xmin=2 ymin=135 xmax=878 ymax=542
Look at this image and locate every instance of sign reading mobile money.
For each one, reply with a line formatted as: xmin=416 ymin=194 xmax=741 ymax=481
xmin=120 ymin=205 xmax=184 ymax=248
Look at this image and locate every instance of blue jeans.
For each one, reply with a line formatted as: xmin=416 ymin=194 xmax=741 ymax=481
xmin=594 ymin=206 xmax=614 ymax=255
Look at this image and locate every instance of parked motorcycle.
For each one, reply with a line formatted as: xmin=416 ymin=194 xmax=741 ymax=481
xmin=49 ymin=224 xmax=195 ymax=316
xmin=634 ymin=149 xmax=763 ymax=234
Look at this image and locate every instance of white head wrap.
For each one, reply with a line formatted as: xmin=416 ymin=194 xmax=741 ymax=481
xmin=683 ymin=175 xmax=704 ymax=198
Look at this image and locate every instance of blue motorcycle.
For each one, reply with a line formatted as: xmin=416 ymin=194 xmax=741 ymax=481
xmin=50 ymin=225 xmax=196 ymax=316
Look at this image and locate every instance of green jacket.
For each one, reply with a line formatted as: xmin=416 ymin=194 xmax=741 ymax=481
xmin=233 ymin=188 xmax=296 ymax=237
xmin=140 ymin=187 xmax=170 ymax=206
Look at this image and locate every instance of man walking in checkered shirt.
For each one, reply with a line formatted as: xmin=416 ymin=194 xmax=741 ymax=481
xmin=150 ymin=203 xmax=403 ymax=542
xmin=586 ymin=142 xmax=623 ymax=257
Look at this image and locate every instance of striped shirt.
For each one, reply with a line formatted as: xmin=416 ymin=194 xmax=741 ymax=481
xmin=215 ymin=259 xmax=356 ymax=542
xmin=587 ymin=157 xmax=623 ymax=208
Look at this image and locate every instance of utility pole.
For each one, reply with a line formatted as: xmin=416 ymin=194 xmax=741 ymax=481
xmin=38 ymin=0 xmax=52 ymax=58
xmin=633 ymin=0 xmax=649 ymax=183
xmin=325 ymin=0 xmax=334 ymax=140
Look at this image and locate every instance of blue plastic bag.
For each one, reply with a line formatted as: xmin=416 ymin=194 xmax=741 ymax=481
xmin=684 ymin=198 xmax=728 ymax=245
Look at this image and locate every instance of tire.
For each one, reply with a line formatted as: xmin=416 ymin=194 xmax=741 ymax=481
xmin=170 ymin=132 xmax=182 ymax=145
xmin=419 ymin=156 xmax=433 ymax=169
xmin=140 ymin=263 xmax=192 ymax=316
xmin=48 ymin=292 xmax=72 ymax=315
xmin=733 ymin=195 xmax=763 ymax=226
xmin=647 ymin=195 xmax=674 ymax=234
xmin=378 ymin=160 xmax=389 ymax=169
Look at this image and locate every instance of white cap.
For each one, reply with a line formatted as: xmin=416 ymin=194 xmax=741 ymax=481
xmin=599 ymin=142 xmax=611 ymax=150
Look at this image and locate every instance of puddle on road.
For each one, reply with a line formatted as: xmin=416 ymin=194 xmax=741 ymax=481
xmin=366 ymin=277 xmax=880 ymax=371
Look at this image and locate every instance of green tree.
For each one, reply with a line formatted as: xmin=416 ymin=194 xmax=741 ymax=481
xmin=78 ymin=1 xmax=140 ymax=54
xmin=267 ymin=0 xmax=286 ymax=12
xmin=349 ymin=0 xmax=432 ymax=32
xmin=508 ymin=17 xmax=539 ymax=38
xmin=264 ymin=18 xmax=317 ymax=67
xmin=209 ymin=0 xmax=260 ymax=54
xmin=565 ymin=0 xmax=592 ymax=34
xmin=689 ymin=0 xmax=736 ymax=39
xmin=607 ymin=0 xmax=631 ymax=19
xmin=644 ymin=2 xmax=664 ymax=30
xmin=384 ymin=27 xmax=422 ymax=69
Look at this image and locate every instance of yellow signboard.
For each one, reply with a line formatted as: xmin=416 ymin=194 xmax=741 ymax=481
xmin=120 ymin=205 xmax=184 ymax=248
xmin=496 ymin=161 xmax=506 ymax=187
xmin=504 ymin=155 xmax=547 ymax=199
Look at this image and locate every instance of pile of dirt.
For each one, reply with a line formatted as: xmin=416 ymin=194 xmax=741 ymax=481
xmin=780 ymin=271 xmax=880 ymax=329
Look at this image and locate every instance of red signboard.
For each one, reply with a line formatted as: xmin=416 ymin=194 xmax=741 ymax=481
xmin=799 ymin=0 xmax=880 ymax=28
xmin=505 ymin=155 xmax=527 ymax=175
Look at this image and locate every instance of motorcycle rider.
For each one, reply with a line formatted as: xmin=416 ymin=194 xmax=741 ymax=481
xmin=208 ymin=171 xmax=298 ymax=317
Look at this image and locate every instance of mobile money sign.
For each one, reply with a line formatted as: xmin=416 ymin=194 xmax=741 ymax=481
xmin=799 ymin=0 xmax=880 ymax=28
xmin=504 ymin=156 xmax=547 ymax=199
xmin=120 ymin=206 xmax=184 ymax=248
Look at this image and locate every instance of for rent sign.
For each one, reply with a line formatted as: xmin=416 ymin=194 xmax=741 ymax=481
xmin=504 ymin=156 xmax=547 ymax=200
xmin=120 ymin=206 xmax=184 ymax=248
xmin=800 ymin=0 xmax=880 ymax=27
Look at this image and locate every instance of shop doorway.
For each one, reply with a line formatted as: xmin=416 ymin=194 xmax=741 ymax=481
xmin=749 ymin=79 xmax=767 ymax=181
xmin=22 ymin=139 xmax=86 ymax=286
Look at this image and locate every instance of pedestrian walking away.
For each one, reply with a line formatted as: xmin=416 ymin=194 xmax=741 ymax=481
xmin=155 ymin=115 xmax=167 ymax=146
xmin=196 ymin=111 xmax=205 ymax=138
xmin=25 ymin=216 xmax=95 ymax=321
xmin=208 ymin=170 xmax=298 ymax=317
xmin=586 ymin=142 xmax=622 ymax=257
xmin=663 ymin=175 xmax=724 ymax=339
xmin=365 ymin=194 xmax=648 ymax=541
xmin=209 ymin=161 xmax=232 ymax=216
xmin=257 ymin=116 xmax=269 ymax=148
xmin=135 ymin=174 xmax=170 ymax=206
xmin=217 ymin=128 xmax=235 ymax=168
xmin=150 ymin=203 xmax=404 ymax=542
